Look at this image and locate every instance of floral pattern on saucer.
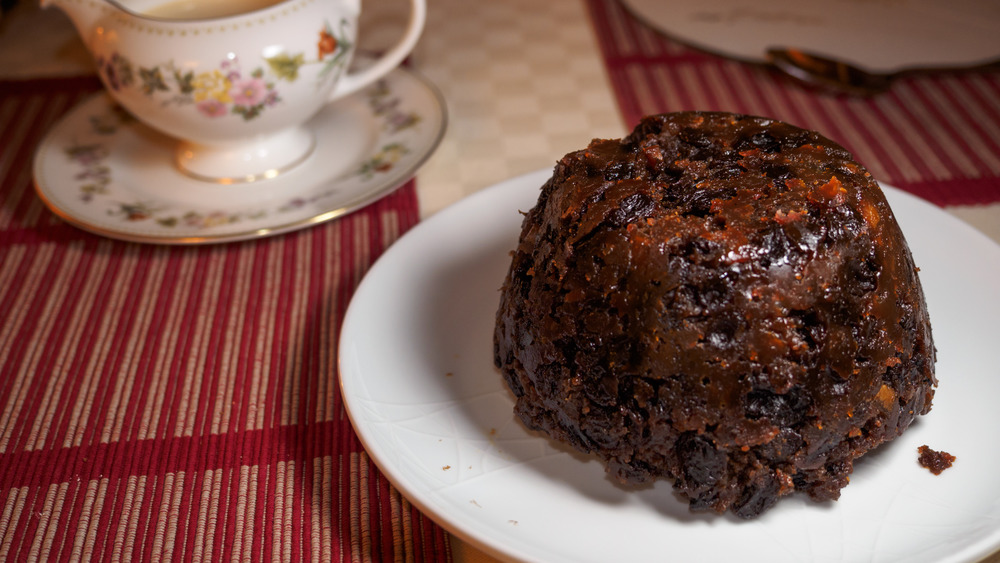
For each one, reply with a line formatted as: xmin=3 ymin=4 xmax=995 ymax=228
xmin=62 ymin=77 xmax=422 ymax=230
xmin=35 ymin=65 xmax=446 ymax=244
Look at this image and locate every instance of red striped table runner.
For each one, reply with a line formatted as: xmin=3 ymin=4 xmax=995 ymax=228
xmin=0 ymin=78 xmax=451 ymax=562
xmin=586 ymin=0 xmax=1000 ymax=207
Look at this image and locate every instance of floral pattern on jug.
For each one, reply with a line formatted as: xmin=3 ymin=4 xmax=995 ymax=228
xmin=94 ymin=19 xmax=353 ymax=122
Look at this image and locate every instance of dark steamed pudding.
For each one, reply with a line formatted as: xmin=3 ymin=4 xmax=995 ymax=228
xmin=493 ymin=112 xmax=936 ymax=519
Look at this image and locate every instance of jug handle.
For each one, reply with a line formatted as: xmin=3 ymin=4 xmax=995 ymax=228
xmin=328 ymin=0 xmax=426 ymax=102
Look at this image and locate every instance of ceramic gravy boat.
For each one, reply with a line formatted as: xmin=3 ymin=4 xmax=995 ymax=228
xmin=43 ymin=0 xmax=426 ymax=183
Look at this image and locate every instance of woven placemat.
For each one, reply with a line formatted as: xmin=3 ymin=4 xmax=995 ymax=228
xmin=0 ymin=77 xmax=451 ymax=562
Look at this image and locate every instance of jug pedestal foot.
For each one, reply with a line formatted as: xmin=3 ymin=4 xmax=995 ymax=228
xmin=175 ymin=126 xmax=316 ymax=184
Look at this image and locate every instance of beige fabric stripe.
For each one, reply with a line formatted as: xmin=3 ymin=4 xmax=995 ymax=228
xmin=79 ymin=477 xmax=111 ymax=562
xmin=151 ymin=471 xmax=183 ymax=562
xmin=650 ymin=65 xmax=683 ymax=115
xmin=316 ymin=239 xmax=334 ymax=426
xmin=137 ymin=249 xmax=196 ymax=441
xmin=245 ymin=244 xmax=282 ymax=432
xmin=76 ymin=247 xmax=152 ymax=443
xmin=712 ymin=61 xmax=781 ymax=114
xmin=65 ymin=478 xmax=93 ymax=562
xmin=219 ymin=463 xmax=238 ymax=561
xmin=209 ymin=246 xmax=254 ymax=435
xmin=920 ymin=79 xmax=1000 ymax=174
xmin=310 ymin=457 xmax=325 ymax=563
xmin=166 ymin=470 xmax=186 ymax=560
xmin=872 ymin=93 xmax=950 ymax=182
xmin=380 ymin=208 xmax=402 ymax=251
xmin=320 ymin=456 xmax=334 ymax=563
xmin=0 ymin=487 xmax=27 ymax=561
xmin=3 ymin=242 xmax=80 ymax=451
xmin=349 ymin=452 xmax=362 ymax=562
xmin=940 ymin=78 xmax=1000 ymax=170
xmin=319 ymin=220 xmax=341 ymax=424
xmin=68 ymin=245 xmax=139 ymax=450
xmin=280 ymin=235 xmax=312 ymax=427
xmin=310 ymin=457 xmax=321 ymax=563
xmin=240 ymin=465 xmax=260 ymax=562
xmin=33 ymin=241 xmax=110 ymax=451
xmin=314 ymin=220 xmax=332 ymax=426
xmin=968 ymin=75 xmax=1000 ymax=123
xmin=0 ymin=242 xmax=57 ymax=453
xmin=175 ymin=250 xmax=226 ymax=438
xmin=823 ymin=96 xmax=901 ymax=181
xmin=349 ymin=213 xmax=372 ymax=321
xmin=780 ymin=83 xmax=899 ymax=180
xmin=677 ymin=65 xmax=711 ymax=108
xmin=731 ymin=63 xmax=782 ymax=117
xmin=624 ymin=65 xmax=656 ymax=122
xmin=18 ymin=244 xmax=85 ymax=451
xmin=193 ymin=468 xmax=223 ymax=562
xmin=337 ymin=453 xmax=347 ymax=560
xmin=604 ymin=0 xmax=636 ymax=57
xmin=894 ymin=81 xmax=980 ymax=178
xmin=271 ymin=462 xmax=283 ymax=562
xmin=113 ymin=474 xmax=148 ymax=561
xmin=26 ymin=482 xmax=52 ymax=560
xmin=223 ymin=465 xmax=240 ymax=560
xmin=359 ymin=451 xmax=372 ymax=562
xmin=192 ymin=471 xmax=211 ymax=561
xmin=273 ymin=461 xmax=285 ymax=563
xmin=0 ymin=244 xmax=26 ymax=306
xmin=283 ymin=460 xmax=296 ymax=562
xmin=98 ymin=246 xmax=162 ymax=444
xmin=35 ymin=481 xmax=70 ymax=561
xmin=633 ymin=15 xmax=662 ymax=58
xmin=400 ymin=492 xmax=415 ymax=563
xmin=390 ymin=484 xmax=405 ymax=563
xmin=231 ymin=466 xmax=249 ymax=562
xmin=699 ymin=63 xmax=737 ymax=111
xmin=61 ymin=241 xmax=115 ymax=448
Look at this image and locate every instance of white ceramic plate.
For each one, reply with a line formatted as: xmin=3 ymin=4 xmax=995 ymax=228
xmin=620 ymin=0 xmax=1000 ymax=74
xmin=339 ymin=169 xmax=1000 ymax=563
xmin=33 ymin=65 xmax=446 ymax=244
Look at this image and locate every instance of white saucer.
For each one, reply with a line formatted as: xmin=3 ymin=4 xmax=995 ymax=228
xmin=33 ymin=65 xmax=446 ymax=244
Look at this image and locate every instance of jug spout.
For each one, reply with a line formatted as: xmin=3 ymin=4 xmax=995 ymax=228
xmin=40 ymin=0 xmax=109 ymax=53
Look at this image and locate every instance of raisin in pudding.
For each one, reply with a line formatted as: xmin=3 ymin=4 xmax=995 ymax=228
xmin=493 ymin=111 xmax=936 ymax=519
